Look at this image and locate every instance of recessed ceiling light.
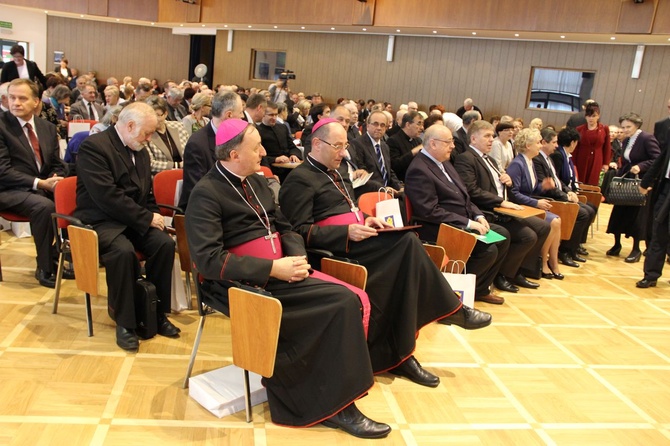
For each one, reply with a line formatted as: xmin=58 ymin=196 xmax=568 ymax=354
xmin=472 ymin=32 xmax=477 ymax=35
xmin=514 ymin=33 xmax=519 ymax=37
xmin=180 ymin=24 xmax=184 ymax=27
xmin=202 ymin=24 xmax=206 ymax=27
xmin=610 ymin=36 xmax=615 ymax=40
xmin=432 ymin=30 xmax=437 ymax=34
xmin=80 ymin=14 xmax=84 ymax=17
xmin=560 ymin=35 xmax=565 ymax=38
xmin=151 ymin=22 xmax=155 ymax=25
xmin=331 ymin=27 xmax=335 ymax=30
xmin=396 ymin=29 xmax=401 ymax=32
xmin=273 ymin=25 xmax=278 ymax=29
xmin=301 ymin=26 xmax=305 ymax=29
xmin=224 ymin=25 xmax=228 ymax=28
xmin=116 ymin=19 xmax=120 ymax=22
xmin=362 ymin=28 xmax=367 ymax=31
xmin=248 ymin=25 xmax=252 ymax=28
xmin=44 ymin=10 xmax=48 ymax=13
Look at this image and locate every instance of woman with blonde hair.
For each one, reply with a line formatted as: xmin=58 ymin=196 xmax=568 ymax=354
xmin=506 ymin=128 xmax=564 ymax=279
xmin=181 ymin=92 xmax=212 ymax=136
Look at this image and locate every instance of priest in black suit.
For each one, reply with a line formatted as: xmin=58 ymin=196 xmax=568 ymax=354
xmin=74 ymin=102 xmax=179 ymax=351
xmin=454 ymin=120 xmax=550 ymax=287
xmin=0 ymin=45 xmax=46 ymax=90
xmin=405 ymin=124 xmax=510 ymax=305
xmin=0 ymin=79 xmax=65 ymax=287
xmin=387 ymin=111 xmax=423 ymax=181
xmin=257 ymin=102 xmax=302 ymax=180
xmin=178 ymin=90 xmax=244 ymax=210
xmin=534 ymin=127 xmax=596 ymax=267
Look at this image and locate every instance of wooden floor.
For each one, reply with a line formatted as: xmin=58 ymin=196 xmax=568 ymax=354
xmin=1 ymin=204 xmax=670 ymax=446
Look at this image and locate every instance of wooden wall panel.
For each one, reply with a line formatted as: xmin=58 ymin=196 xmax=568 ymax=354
xmin=651 ymin=0 xmax=670 ymax=33
xmin=0 ymin=0 xmax=88 ymax=13
xmin=617 ymin=0 xmax=658 ymax=34
xmin=107 ymin=0 xmax=158 ymax=22
xmin=214 ymin=30 xmax=670 ymax=132
xmin=157 ymin=0 xmax=200 ymax=23
xmin=47 ymin=16 xmax=189 ymax=85
xmin=201 ymin=0 xmax=354 ymax=25
xmin=87 ymin=0 xmax=108 ymax=17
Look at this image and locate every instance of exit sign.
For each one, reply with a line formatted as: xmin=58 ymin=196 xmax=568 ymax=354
xmin=0 ymin=21 xmax=12 ymax=29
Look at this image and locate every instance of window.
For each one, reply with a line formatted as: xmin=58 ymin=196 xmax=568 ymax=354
xmin=250 ymin=49 xmax=286 ymax=81
xmin=527 ymin=67 xmax=596 ymax=112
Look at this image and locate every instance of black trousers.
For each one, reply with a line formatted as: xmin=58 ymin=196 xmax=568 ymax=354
xmin=561 ymin=202 xmax=596 ymax=253
xmin=643 ymin=181 xmax=670 ymax=281
xmin=98 ymin=227 xmax=175 ymax=329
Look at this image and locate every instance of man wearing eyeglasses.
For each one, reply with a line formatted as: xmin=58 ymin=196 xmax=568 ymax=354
xmin=280 ymin=118 xmax=492 ymax=394
xmin=350 ymin=110 xmax=403 ymax=194
xmin=387 ymin=111 xmax=424 ymax=181
xmin=257 ymin=102 xmax=302 ymax=180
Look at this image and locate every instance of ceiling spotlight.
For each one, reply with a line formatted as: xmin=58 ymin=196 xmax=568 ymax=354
xmin=362 ymin=28 xmax=367 ymax=31
xmin=331 ymin=27 xmax=335 ymax=30
xmin=301 ymin=26 xmax=305 ymax=29
xmin=514 ymin=33 xmax=519 ymax=37
xmin=610 ymin=36 xmax=615 ymax=40
xmin=432 ymin=30 xmax=437 ymax=34
xmin=472 ymin=32 xmax=477 ymax=35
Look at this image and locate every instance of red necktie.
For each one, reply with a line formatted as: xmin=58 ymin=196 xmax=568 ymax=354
xmin=24 ymin=123 xmax=43 ymax=166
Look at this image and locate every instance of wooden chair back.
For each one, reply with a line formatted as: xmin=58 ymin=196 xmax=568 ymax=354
xmin=423 ymin=244 xmax=448 ymax=271
xmin=579 ymin=190 xmax=602 ymax=211
xmin=549 ymin=201 xmax=579 ymax=240
xmin=436 ymin=223 xmax=477 ymax=273
xmin=320 ymin=257 xmax=368 ymax=290
xmin=68 ymin=225 xmax=100 ymax=297
xmin=229 ymin=288 xmax=282 ymax=378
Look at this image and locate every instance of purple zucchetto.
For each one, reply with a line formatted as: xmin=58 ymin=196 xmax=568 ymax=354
xmin=215 ymin=118 xmax=250 ymax=146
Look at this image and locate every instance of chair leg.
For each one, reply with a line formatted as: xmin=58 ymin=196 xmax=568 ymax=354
xmin=53 ymin=252 xmax=65 ymax=314
xmin=182 ymin=314 xmax=206 ymax=389
xmin=85 ymin=292 xmax=93 ymax=337
xmin=185 ymin=272 xmax=193 ymax=310
xmin=243 ymin=369 xmax=252 ymax=423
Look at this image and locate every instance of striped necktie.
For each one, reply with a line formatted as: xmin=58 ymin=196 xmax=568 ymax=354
xmin=375 ymin=143 xmax=388 ymax=185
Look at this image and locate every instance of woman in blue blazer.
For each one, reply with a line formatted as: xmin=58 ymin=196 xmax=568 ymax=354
xmin=507 ymin=128 xmax=563 ymax=279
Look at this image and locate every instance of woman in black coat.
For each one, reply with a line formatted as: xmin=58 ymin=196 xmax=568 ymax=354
xmin=606 ymin=113 xmax=661 ymax=262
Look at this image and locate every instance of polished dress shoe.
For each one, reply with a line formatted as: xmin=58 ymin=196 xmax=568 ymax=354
xmin=558 ymin=252 xmax=580 ymax=268
xmin=116 ymin=326 xmax=139 ymax=351
xmin=35 ymin=268 xmax=56 ymax=288
xmin=439 ymin=305 xmax=492 ymax=329
xmin=606 ymin=245 xmax=622 ymax=256
xmin=61 ymin=267 xmax=75 ymax=280
xmin=541 ymin=271 xmax=554 ymax=279
xmin=390 ymin=356 xmax=440 ymax=387
xmin=571 ymin=253 xmax=587 ymax=263
xmin=475 ymin=293 xmax=505 ymax=305
xmin=514 ymin=274 xmax=540 ymax=289
xmin=322 ymin=403 xmax=391 ymax=439
xmin=625 ymin=250 xmax=642 ymax=263
xmin=636 ymin=278 xmax=657 ymax=288
xmin=157 ymin=313 xmax=181 ymax=337
xmin=493 ymin=275 xmax=518 ymax=293
xmin=549 ymin=266 xmax=564 ymax=280
xmin=577 ymin=246 xmax=589 ymax=256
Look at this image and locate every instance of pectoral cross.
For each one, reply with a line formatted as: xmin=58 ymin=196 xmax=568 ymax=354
xmin=265 ymin=232 xmax=278 ymax=254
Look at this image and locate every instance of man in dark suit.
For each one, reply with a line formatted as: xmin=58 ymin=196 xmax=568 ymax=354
xmin=405 ymin=124 xmax=510 ymax=305
xmin=0 ymin=79 xmax=66 ymax=287
xmin=165 ymin=87 xmax=188 ymax=122
xmin=387 ymin=111 xmax=423 ymax=181
xmin=74 ymin=102 xmax=179 ymax=351
xmin=257 ymin=102 xmax=302 ymax=179
xmin=0 ymin=45 xmax=46 ymax=90
xmin=453 ymin=110 xmax=480 ymax=159
xmin=350 ymin=110 xmax=403 ymax=193
xmin=455 ymin=98 xmax=483 ymax=119
xmin=637 ymin=126 xmax=670 ymax=288
xmin=242 ymin=93 xmax=267 ymax=124
xmin=69 ymin=83 xmax=105 ymax=121
xmin=535 ymin=127 xmax=596 ymax=267
xmin=0 ymin=82 xmax=9 ymax=115
xmin=454 ymin=120 xmax=550 ymax=288
xmin=653 ymin=98 xmax=670 ymax=151
xmin=178 ymin=90 xmax=244 ymax=211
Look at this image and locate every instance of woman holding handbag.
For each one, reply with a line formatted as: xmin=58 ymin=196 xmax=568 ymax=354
xmin=606 ymin=113 xmax=661 ymax=262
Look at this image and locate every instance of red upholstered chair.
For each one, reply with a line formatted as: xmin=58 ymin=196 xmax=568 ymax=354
xmin=51 ymin=176 xmax=78 ymax=311
xmin=356 ymin=191 xmax=394 ymax=217
xmin=0 ymin=211 xmax=31 ymax=282
xmin=259 ymin=166 xmax=274 ymax=178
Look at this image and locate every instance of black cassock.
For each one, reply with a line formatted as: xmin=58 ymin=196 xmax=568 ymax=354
xmin=279 ymin=158 xmax=463 ymax=372
xmin=185 ymin=164 xmax=374 ymax=427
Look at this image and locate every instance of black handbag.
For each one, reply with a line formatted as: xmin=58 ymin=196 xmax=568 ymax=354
xmin=607 ymin=173 xmax=647 ymax=207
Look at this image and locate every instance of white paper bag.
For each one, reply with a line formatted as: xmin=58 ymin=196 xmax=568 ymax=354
xmin=375 ymin=188 xmax=403 ymax=228
xmin=68 ymin=121 xmax=91 ymax=138
xmin=171 ymin=257 xmax=189 ymax=312
xmin=442 ymin=261 xmax=476 ymax=308
xmin=189 ymin=365 xmax=268 ymax=418
xmin=11 ymin=222 xmax=32 ymax=238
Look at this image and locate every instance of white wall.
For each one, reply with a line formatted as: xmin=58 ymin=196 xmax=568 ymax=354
xmin=2 ymin=5 xmax=47 ymax=70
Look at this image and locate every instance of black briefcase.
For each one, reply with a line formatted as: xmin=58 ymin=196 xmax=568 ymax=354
xmin=135 ymin=277 xmax=158 ymax=339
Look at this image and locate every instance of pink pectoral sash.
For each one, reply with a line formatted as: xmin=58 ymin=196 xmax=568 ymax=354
xmin=227 ymin=232 xmax=283 ymax=260
xmin=315 ymin=211 xmax=364 ymax=227
xmin=310 ymin=270 xmax=370 ymax=338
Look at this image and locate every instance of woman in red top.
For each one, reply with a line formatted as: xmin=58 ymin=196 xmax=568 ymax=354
xmin=573 ymin=102 xmax=611 ymax=186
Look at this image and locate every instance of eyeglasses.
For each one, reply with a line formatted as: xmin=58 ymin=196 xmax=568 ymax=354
xmin=434 ymin=138 xmax=454 ymax=145
xmin=368 ymin=121 xmax=387 ymax=128
xmin=317 ymin=138 xmax=349 ymax=151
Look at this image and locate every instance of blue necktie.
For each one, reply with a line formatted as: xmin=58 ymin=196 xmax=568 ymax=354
xmin=375 ymin=143 xmax=388 ymax=185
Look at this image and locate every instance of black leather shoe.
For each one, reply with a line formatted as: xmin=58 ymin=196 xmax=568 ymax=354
xmin=157 ymin=313 xmax=181 ymax=337
xmin=606 ymin=245 xmax=622 ymax=256
xmin=577 ymin=246 xmax=589 ymax=256
xmin=439 ymin=305 xmax=492 ymax=329
xmin=60 ymin=266 xmax=75 ymax=280
xmin=636 ymin=278 xmax=657 ymax=288
xmin=572 ymin=253 xmax=587 ymax=263
xmin=322 ymin=403 xmax=391 ymax=439
xmin=514 ymin=274 xmax=540 ymax=289
xmin=390 ymin=356 xmax=440 ymax=388
xmin=494 ymin=275 xmax=518 ymax=293
xmin=116 ymin=326 xmax=139 ymax=351
xmin=558 ymin=252 xmax=580 ymax=268
xmin=549 ymin=266 xmax=564 ymax=280
xmin=35 ymin=268 xmax=56 ymax=288
xmin=625 ymin=250 xmax=642 ymax=263
xmin=541 ymin=271 xmax=554 ymax=279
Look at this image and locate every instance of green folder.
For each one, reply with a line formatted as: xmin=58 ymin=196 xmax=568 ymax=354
xmin=475 ymin=228 xmax=507 ymax=244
